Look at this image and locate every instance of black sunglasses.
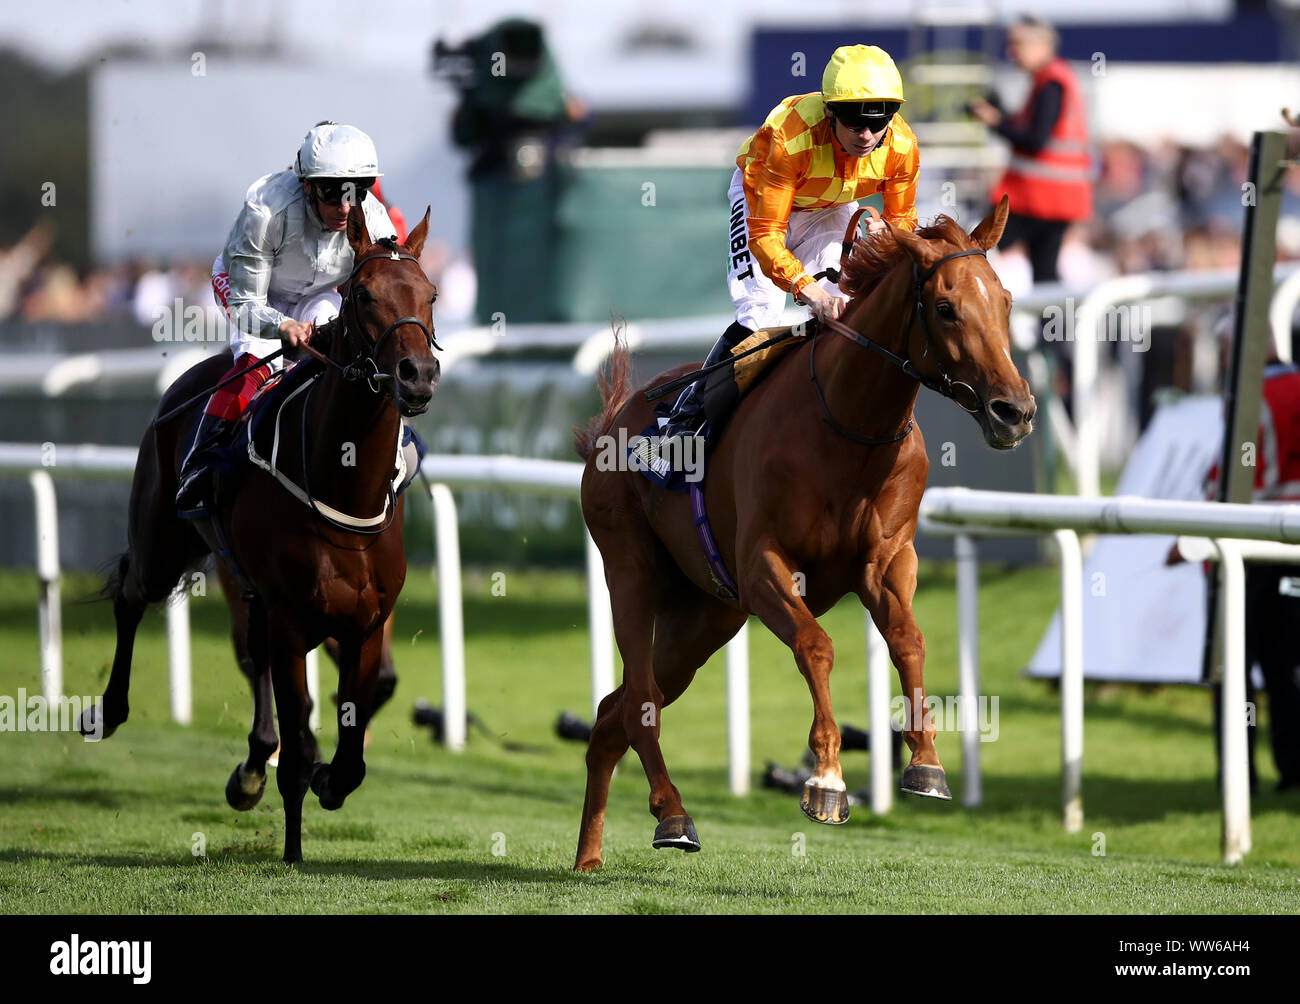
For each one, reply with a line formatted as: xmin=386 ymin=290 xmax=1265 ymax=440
xmin=311 ymin=178 xmax=375 ymax=205
xmin=829 ymin=102 xmax=899 ymax=133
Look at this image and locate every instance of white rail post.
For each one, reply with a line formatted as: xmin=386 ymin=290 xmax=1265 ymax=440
xmin=866 ymin=612 xmax=893 ymax=815
xmin=1072 ymin=303 xmax=1101 ymax=498
xmin=955 ymin=533 xmax=982 ymax=807
xmin=584 ymin=528 xmax=616 ymax=720
xmin=305 ymin=647 xmax=320 ymax=733
xmin=29 ymin=470 xmax=61 ymax=703
xmin=429 ymin=483 xmax=466 ymax=752
xmin=166 ymin=586 xmax=192 ymax=725
xmin=725 ymin=620 xmax=750 ymax=796
xmin=1216 ymin=540 xmax=1252 ymax=864
xmin=1054 ymin=528 xmax=1085 ymax=832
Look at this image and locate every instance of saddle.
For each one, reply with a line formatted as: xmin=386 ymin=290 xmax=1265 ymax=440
xmin=629 ymin=322 xmax=806 ymax=494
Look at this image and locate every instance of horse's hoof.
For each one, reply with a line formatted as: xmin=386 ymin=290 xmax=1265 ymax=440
xmin=900 ymin=764 xmax=953 ymax=800
xmin=651 ymin=815 xmax=701 ymax=853
xmin=800 ymin=783 xmax=851 ymax=824
xmin=78 ymin=703 xmax=120 ymax=741
xmin=574 ymin=856 xmax=603 ymax=872
xmin=309 ymin=763 xmax=338 ymax=809
xmin=225 ymin=762 xmax=266 ymax=811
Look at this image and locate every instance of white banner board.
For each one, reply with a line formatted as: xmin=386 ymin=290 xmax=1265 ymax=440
xmin=1027 ymin=395 xmax=1223 ymax=684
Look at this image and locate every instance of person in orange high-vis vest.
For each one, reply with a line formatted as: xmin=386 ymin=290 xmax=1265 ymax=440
xmin=661 ymin=43 xmax=920 ymax=449
xmin=970 ymin=16 xmax=1092 ymax=285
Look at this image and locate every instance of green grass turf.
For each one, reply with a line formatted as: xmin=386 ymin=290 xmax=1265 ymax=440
xmin=0 ymin=563 xmax=1297 ymax=914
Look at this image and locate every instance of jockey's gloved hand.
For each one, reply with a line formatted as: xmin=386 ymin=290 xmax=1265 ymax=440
xmin=800 ymin=284 xmax=847 ymax=324
xmin=278 ymin=318 xmax=315 ymax=349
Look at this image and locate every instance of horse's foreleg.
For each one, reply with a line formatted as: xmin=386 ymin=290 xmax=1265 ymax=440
xmin=745 ymin=541 xmax=849 ymax=824
xmin=311 ymin=630 xmax=382 ymax=811
xmin=269 ymin=628 xmax=313 ymax=864
xmin=373 ymin=612 xmax=398 ymax=715
xmin=859 ymin=541 xmax=951 ymax=800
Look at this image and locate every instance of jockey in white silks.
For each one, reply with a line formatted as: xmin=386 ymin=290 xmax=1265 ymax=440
xmin=175 ymin=121 xmax=397 ymax=516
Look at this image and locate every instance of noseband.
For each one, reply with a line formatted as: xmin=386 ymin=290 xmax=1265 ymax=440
xmin=334 ymin=248 xmax=441 ymax=394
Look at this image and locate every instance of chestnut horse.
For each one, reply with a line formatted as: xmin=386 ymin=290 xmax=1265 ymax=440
xmin=82 ymin=209 xmax=440 ymax=863
xmin=571 ymin=197 xmax=1034 ymax=870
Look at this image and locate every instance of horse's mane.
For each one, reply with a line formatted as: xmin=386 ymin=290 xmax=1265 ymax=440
xmin=373 ymin=235 xmax=401 ymax=252
xmin=839 ymin=215 xmax=973 ymax=301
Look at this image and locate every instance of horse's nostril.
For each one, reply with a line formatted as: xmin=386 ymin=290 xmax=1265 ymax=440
xmin=989 ymin=398 xmax=1025 ymax=427
xmin=397 ymin=358 xmax=419 ymax=384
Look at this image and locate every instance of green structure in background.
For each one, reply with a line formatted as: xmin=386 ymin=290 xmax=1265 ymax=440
xmin=438 ymin=18 xmax=736 ymax=323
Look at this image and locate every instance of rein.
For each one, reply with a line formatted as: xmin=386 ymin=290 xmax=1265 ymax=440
xmin=811 ymin=210 xmax=986 ymax=445
xmin=248 ymin=243 xmax=436 ymax=534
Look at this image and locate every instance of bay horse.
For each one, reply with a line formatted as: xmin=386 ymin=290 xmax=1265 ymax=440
xmin=82 ymin=208 xmax=440 ymax=863
xmin=213 ymin=552 xmax=400 ymax=811
xmin=571 ymin=196 xmax=1034 ymax=870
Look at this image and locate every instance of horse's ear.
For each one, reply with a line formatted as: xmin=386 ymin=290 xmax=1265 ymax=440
xmin=886 ymin=219 xmax=941 ymax=269
xmin=404 ymin=207 xmax=431 ymax=258
xmin=970 ymin=194 xmax=1010 ymax=251
xmin=347 ymin=203 xmax=372 ymax=255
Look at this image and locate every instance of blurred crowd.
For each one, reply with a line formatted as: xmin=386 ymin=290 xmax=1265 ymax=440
xmin=997 ymin=135 xmax=1300 ymax=292
xmin=1 ymin=135 xmax=1298 ymax=327
xmin=0 ymin=223 xmax=477 ymax=328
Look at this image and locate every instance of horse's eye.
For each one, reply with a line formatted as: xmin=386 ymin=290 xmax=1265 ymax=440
xmin=936 ymin=300 xmax=957 ymax=321
xmin=353 ymin=285 xmax=372 ymax=302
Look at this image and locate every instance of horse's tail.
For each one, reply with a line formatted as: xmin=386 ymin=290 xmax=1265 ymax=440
xmin=573 ymin=314 xmax=633 ymax=462
xmin=84 ymin=551 xmax=129 ymax=605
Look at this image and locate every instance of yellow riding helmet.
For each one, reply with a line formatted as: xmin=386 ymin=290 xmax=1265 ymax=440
xmin=821 ymin=44 xmax=905 ymax=104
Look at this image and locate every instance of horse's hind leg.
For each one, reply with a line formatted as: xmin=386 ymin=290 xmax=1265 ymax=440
xmin=743 ymin=539 xmax=850 ymax=824
xmin=219 ymin=563 xmax=278 ymax=810
xmin=574 ymin=564 xmax=746 ymax=870
xmin=575 ymin=684 xmax=631 ymax=871
xmin=859 ymin=541 xmax=950 ymax=800
xmin=80 ymin=553 xmax=143 ymax=739
xmin=82 ymin=517 xmax=203 ymax=739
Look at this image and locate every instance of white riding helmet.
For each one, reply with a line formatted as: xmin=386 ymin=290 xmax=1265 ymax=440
xmin=294 ymin=122 xmax=383 ymax=179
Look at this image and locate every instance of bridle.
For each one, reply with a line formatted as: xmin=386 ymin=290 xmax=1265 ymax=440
xmin=289 ymin=244 xmax=441 ymax=535
xmin=323 ymin=246 xmax=441 ymax=395
xmin=810 ymin=208 xmax=987 ymax=445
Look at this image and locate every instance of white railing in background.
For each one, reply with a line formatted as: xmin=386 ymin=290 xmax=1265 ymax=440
xmin=0 ymin=444 xmax=750 ymax=794
xmin=10 ymin=442 xmax=1300 ymax=862
xmin=1011 ymin=265 xmax=1299 ymax=497
xmin=8 ymin=265 xmax=1297 ymax=505
xmin=920 ymin=487 xmax=1300 ymax=864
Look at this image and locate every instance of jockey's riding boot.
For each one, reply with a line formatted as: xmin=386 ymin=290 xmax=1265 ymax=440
xmin=175 ymin=411 xmax=235 ymax=515
xmin=659 ymin=321 xmax=752 ymax=453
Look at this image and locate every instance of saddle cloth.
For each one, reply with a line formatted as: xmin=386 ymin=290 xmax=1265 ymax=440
xmin=628 ymin=322 xmax=805 ymax=493
xmin=204 ymin=358 xmax=425 ymax=501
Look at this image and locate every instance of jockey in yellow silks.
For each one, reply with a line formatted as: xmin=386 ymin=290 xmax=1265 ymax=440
xmin=661 ymin=44 xmax=920 ymax=446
